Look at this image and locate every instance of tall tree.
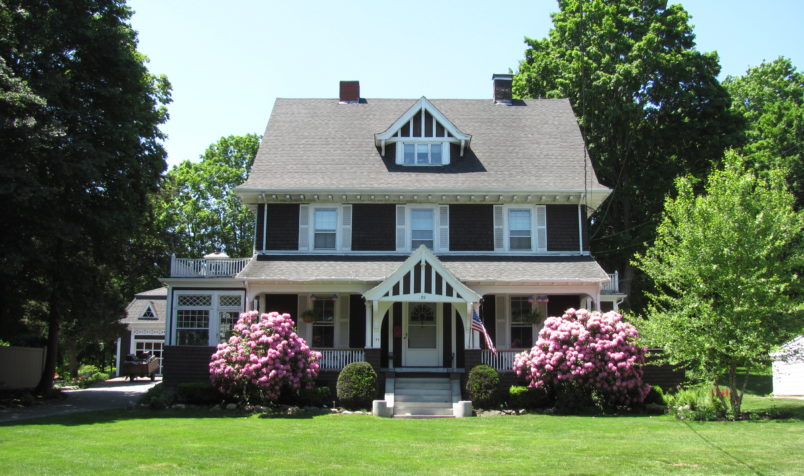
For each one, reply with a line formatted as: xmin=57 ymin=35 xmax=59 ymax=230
xmin=513 ymin=0 xmax=742 ymax=309
xmin=158 ymin=134 xmax=260 ymax=259
xmin=724 ymin=57 xmax=804 ymax=204
xmin=633 ymin=152 xmax=802 ymax=416
xmin=0 ymin=0 xmax=170 ymax=391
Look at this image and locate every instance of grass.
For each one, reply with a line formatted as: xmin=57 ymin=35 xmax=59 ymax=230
xmin=1 ymin=397 xmax=803 ymax=475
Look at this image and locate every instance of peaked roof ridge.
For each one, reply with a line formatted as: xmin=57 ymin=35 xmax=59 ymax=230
xmin=374 ymin=96 xmax=471 ymax=145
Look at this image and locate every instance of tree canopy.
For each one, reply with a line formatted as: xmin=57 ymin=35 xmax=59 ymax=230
xmin=513 ymin=0 xmax=741 ymax=309
xmin=158 ymin=134 xmax=260 ymax=259
xmin=724 ymin=57 xmax=804 ymax=204
xmin=0 ymin=0 xmax=171 ymax=390
xmin=633 ymin=152 xmax=803 ymax=415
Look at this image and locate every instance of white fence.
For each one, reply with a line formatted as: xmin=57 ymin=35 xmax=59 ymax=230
xmin=317 ymin=349 xmax=366 ymax=370
xmin=170 ymin=256 xmax=251 ymax=278
xmin=481 ymin=349 xmax=521 ymax=372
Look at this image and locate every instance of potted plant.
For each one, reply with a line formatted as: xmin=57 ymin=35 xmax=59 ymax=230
xmin=301 ymin=309 xmax=316 ymax=324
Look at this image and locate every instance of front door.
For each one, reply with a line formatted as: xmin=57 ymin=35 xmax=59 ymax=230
xmin=403 ymin=302 xmax=442 ymax=366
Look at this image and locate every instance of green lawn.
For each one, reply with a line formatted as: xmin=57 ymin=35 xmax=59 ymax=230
xmin=1 ymin=401 xmax=803 ymax=476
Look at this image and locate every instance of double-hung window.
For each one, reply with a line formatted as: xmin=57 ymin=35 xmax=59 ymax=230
xmin=403 ymin=143 xmax=444 ymax=165
xmin=510 ymin=296 xmax=534 ymax=348
xmin=508 ymin=209 xmax=532 ymax=251
xmin=411 ymin=209 xmax=434 ymax=249
xmin=311 ymin=299 xmax=334 ymax=348
xmin=313 ymin=208 xmax=337 ymax=250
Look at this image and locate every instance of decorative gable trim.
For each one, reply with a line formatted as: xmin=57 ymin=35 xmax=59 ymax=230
xmin=139 ymin=302 xmax=158 ymax=320
xmin=363 ymin=245 xmax=480 ymax=304
xmin=374 ymin=97 xmax=471 ymax=156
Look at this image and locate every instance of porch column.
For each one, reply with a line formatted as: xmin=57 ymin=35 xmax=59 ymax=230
xmin=245 ymin=287 xmax=259 ymax=311
xmin=364 ymin=301 xmax=376 ymax=348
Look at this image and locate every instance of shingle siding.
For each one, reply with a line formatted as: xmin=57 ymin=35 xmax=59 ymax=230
xmin=547 ymin=205 xmax=581 ymax=251
xmin=265 ymin=204 xmax=299 ymax=250
xmin=449 ymin=205 xmax=494 ymax=251
xmin=351 ymin=204 xmax=396 ymax=251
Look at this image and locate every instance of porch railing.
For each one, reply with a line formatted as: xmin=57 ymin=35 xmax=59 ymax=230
xmin=602 ymin=271 xmax=620 ymax=294
xmin=481 ymin=349 xmax=523 ymax=372
xmin=170 ymin=256 xmax=251 ymax=278
xmin=316 ymin=348 xmax=366 ymax=370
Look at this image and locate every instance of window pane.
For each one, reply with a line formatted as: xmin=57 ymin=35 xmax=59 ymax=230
xmin=312 ymin=325 xmax=334 ymax=347
xmin=404 ymin=144 xmax=415 ymax=164
xmin=314 ymin=209 xmax=337 ymax=230
xmin=219 ymin=311 xmax=239 ymax=342
xmin=430 ymin=143 xmax=442 ymax=164
xmin=510 ymin=297 xmax=532 ymax=323
xmin=411 ymin=209 xmax=433 ymax=229
xmin=511 ymin=326 xmax=533 ymax=348
xmin=314 ymin=232 xmax=336 ymax=249
xmin=416 ymin=144 xmax=429 ymax=164
xmin=411 ymin=239 xmax=434 ymax=249
xmin=510 ymin=236 xmax=531 ymax=250
xmin=177 ymin=329 xmax=208 ymax=346
xmin=313 ymin=300 xmax=334 ymax=322
xmin=509 ymin=209 xmax=531 ymax=231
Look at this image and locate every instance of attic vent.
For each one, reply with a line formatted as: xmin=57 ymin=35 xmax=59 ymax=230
xmin=339 ymin=81 xmax=360 ymax=103
xmin=492 ymin=73 xmax=513 ymax=105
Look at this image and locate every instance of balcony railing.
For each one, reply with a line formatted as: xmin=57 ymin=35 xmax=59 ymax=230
xmin=170 ymin=256 xmax=251 ymax=278
xmin=316 ymin=348 xmax=366 ymax=370
xmin=481 ymin=349 xmax=523 ymax=372
xmin=602 ymin=271 xmax=620 ymax=294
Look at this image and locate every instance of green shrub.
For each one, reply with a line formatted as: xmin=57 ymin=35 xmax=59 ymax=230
xmin=176 ymin=382 xmax=223 ymax=405
xmin=507 ymin=385 xmax=553 ymax=409
xmin=300 ymin=385 xmax=332 ymax=407
xmin=644 ymin=385 xmax=666 ymax=405
xmin=466 ymin=365 xmax=500 ymax=409
xmin=553 ymin=380 xmax=599 ymax=414
xmin=666 ymin=385 xmax=727 ymax=420
xmin=138 ymin=383 xmax=176 ymax=410
xmin=336 ymin=362 xmax=377 ymax=410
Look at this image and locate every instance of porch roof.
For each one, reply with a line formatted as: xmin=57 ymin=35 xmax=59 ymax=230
xmin=237 ymin=254 xmax=609 ymax=284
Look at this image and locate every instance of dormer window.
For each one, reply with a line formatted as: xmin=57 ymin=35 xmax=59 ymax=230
xmin=375 ymin=97 xmax=470 ymax=167
xmin=400 ymin=142 xmax=447 ymax=166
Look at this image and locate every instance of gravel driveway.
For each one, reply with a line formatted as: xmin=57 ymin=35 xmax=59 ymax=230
xmin=0 ymin=377 xmax=159 ymax=423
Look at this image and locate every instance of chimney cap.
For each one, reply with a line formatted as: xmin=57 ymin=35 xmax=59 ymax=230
xmin=492 ymin=73 xmax=514 ymax=81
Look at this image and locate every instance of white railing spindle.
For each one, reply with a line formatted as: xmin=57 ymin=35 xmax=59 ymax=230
xmin=481 ymin=349 xmax=521 ymax=372
xmin=170 ymin=257 xmax=251 ymax=278
xmin=316 ymin=349 xmax=365 ymax=370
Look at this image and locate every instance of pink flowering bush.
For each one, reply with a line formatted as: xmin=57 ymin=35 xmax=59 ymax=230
xmin=209 ymin=311 xmax=321 ymax=404
xmin=513 ymin=308 xmax=650 ymax=409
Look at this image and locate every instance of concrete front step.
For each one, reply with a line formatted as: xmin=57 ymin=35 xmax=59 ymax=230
xmin=392 ymin=377 xmax=455 ymax=417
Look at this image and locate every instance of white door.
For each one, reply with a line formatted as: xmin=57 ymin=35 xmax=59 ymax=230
xmin=403 ymin=302 xmax=442 ymax=366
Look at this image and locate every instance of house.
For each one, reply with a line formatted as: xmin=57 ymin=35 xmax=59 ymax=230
xmin=161 ymin=75 xmax=623 ymax=415
xmin=772 ymin=336 xmax=804 ymax=397
xmin=115 ymin=286 xmax=167 ymax=377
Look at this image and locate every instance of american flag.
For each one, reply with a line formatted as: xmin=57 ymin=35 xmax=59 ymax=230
xmin=471 ymin=308 xmax=497 ymax=355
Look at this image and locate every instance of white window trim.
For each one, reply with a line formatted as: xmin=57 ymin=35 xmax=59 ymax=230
xmin=402 ymin=205 xmax=448 ymax=252
xmin=303 ymin=204 xmax=353 ymax=253
xmin=172 ymin=290 xmax=245 ymax=346
xmin=395 ymin=140 xmax=451 ymax=166
xmin=501 ymin=204 xmax=547 ymax=252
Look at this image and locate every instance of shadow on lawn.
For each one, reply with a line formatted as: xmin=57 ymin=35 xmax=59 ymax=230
xmin=682 ymin=420 xmax=763 ymax=476
xmin=0 ymin=408 xmax=322 ymax=427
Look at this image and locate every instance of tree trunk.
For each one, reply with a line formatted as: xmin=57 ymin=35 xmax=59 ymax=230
xmin=34 ymin=301 xmax=61 ymax=394
xmin=66 ymin=338 xmax=79 ymax=378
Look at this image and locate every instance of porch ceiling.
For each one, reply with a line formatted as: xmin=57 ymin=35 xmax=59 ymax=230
xmin=237 ymin=254 xmax=609 ymax=284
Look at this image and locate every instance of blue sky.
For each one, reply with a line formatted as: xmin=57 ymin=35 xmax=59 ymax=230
xmin=128 ymin=0 xmax=804 ymax=169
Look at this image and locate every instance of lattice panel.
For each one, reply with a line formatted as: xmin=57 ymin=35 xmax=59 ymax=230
xmin=219 ymin=295 xmax=241 ymax=307
xmin=177 ymin=294 xmax=212 ymax=307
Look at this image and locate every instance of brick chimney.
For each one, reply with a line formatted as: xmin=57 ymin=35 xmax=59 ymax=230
xmin=492 ymin=74 xmax=513 ymax=105
xmin=339 ymin=80 xmax=360 ymax=103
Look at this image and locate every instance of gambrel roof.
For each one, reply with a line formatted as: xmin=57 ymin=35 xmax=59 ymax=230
xmin=238 ymin=98 xmax=609 ymax=200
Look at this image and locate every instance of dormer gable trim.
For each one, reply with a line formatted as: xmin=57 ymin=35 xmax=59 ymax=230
xmin=374 ymin=97 xmax=471 ymax=156
xmin=363 ymin=245 xmax=480 ymax=303
xmin=139 ymin=302 xmax=158 ymax=320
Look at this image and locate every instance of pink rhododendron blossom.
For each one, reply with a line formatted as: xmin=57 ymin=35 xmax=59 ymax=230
xmin=513 ymin=309 xmax=650 ymax=407
xmin=209 ymin=311 xmax=321 ymax=404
